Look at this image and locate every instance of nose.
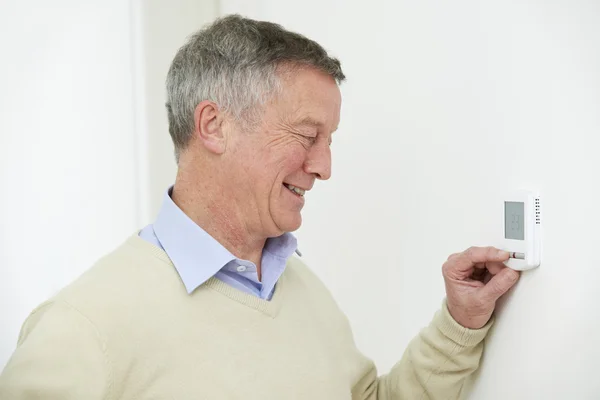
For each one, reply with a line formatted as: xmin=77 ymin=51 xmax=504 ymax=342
xmin=303 ymin=141 xmax=331 ymax=180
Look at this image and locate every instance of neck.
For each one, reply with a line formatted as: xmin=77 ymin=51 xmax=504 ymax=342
xmin=172 ymin=163 xmax=266 ymax=276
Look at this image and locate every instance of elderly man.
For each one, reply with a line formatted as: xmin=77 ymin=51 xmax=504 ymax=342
xmin=0 ymin=15 xmax=519 ymax=399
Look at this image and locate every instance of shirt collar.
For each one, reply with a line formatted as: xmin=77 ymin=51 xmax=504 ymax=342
xmin=153 ymin=187 xmax=300 ymax=294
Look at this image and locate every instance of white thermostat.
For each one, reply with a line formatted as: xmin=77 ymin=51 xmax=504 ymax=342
xmin=501 ymin=191 xmax=542 ymax=271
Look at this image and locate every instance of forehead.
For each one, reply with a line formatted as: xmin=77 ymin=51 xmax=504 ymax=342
xmin=275 ymin=67 xmax=341 ymax=130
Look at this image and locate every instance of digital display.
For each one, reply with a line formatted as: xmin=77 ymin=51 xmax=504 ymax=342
xmin=505 ymin=201 xmax=525 ymax=240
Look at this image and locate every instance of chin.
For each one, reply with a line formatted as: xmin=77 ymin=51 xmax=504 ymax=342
xmin=273 ymin=213 xmax=303 ymax=234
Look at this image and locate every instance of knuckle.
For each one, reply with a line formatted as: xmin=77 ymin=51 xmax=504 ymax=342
xmin=441 ymin=260 xmax=451 ymax=274
xmin=442 ymin=261 xmax=460 ymax=277
xmin=447 ymin=252 xmax=460 ymax=261
xmin=464 ymin=246 xmax=499 ymax=262
xmin=490 ymin=279 xmax=504 ymax=293
xmin=465 ymin=246 xmax=478 ymax=258
xmin=486 ymin=246 xmax=497 ymax=258
xmin=443 ymin=251 xmax=462 ymax=273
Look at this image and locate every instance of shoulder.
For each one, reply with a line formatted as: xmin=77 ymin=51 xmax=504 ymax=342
xmin=62 ymin=235 xmax=175 ymax=292
xmin=30 ymin=234 xmax=184 ymax=335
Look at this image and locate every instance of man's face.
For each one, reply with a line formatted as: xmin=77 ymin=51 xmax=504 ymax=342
xmin=227 ymin=67 xmax=341 ymax=237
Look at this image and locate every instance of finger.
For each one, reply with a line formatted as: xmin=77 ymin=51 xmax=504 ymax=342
xmin=466 ymin=246 xmax=510 ymax=263
xmin=472 ymin=262 xmax=506 ymax=284
xmin=449 ymin=247 xmax=510 ymax=274
xmin=475 ymin=261 xmax=508 ymax=276
xmin=480 ymin=267 xmax=520 ymax=302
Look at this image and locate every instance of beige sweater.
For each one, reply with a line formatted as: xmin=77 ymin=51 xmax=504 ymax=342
xmin=0 ymin=234 xmax=490 ymax=399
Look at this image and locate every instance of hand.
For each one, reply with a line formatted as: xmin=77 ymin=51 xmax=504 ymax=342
xmin=442 ymin=246 xmax=520 ymax=329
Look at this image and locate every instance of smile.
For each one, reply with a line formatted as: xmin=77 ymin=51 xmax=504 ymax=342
xmin=284 ymin=183 xmax=306 ymax=197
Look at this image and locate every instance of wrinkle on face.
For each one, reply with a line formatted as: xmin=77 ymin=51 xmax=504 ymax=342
xmin=221 ymin=66 xmax=341 ymax=237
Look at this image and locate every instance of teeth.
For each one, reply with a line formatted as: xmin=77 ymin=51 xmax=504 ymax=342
xmin=285 ymin=184 xmax=305 ymax=196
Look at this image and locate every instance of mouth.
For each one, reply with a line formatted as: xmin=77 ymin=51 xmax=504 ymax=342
xmin=283 ymin=183 xmax=306 ymax=197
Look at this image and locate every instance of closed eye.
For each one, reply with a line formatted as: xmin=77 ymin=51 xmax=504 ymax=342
xmin=295 ymin=132 xmax=317 ymax=145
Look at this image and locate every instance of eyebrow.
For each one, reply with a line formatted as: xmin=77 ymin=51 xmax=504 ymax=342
xmin=293 ymin=117 xmax=338 ymax=133
xmin=294 ymin=117 xmax=323 ymax=128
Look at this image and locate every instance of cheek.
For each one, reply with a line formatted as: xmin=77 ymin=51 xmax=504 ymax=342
xmin=262 ymin=139 xmax=308 ymax=184
xmin=264 ymin=149 xmax=306 ymax=191
xmin=281 ymin=147 xmax=307 ymax=171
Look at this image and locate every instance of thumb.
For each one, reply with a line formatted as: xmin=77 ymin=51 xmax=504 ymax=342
xmin=481 ymin=267 xmax=520 ymax=302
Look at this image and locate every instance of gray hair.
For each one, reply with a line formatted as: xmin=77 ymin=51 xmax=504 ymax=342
xmin=165 ymin=14 xmax=346 ymax=161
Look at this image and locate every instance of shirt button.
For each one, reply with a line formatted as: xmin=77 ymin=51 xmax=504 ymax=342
xmin=236 ymin=265 xmax=247 ymax=272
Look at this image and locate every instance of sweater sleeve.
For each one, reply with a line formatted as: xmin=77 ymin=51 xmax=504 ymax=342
xmin=352 ymin=299 xmax=492 ymax=400
xmin=0 ymin=300 xmax=112 ymax=400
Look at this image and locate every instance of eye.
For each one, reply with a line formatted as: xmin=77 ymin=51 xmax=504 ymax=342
xmin=295 ymin=131 xmax=317 ymax=145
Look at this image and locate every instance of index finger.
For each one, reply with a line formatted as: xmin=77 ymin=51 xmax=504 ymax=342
xmin=443 ymin=246 xmax=510 ymax=276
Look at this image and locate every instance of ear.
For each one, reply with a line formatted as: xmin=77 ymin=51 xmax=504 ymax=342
xmin=193 ymin=100 xmax=227 ymax=154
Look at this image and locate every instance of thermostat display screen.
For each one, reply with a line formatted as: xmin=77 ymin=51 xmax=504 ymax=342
xmin=505 ymin=201 xmax=525 ymax=240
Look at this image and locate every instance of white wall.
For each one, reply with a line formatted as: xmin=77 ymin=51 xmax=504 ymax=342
xmin=3 ymin=1 xmax=599 ymax=396
xmin=0 ymin=0 xmax=217 ymax=369
xmin=220 ymin=1 xmax=600 ymax=398
xmin=0 ymin=0 xmax=139 ymax=368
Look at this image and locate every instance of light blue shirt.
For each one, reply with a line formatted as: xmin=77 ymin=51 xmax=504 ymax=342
xmin=138 ymin=187 xmax=299 ymax=300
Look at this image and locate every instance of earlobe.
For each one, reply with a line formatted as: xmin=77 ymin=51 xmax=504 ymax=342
xmin=194 ymin=100 xmax=227 ymax=155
